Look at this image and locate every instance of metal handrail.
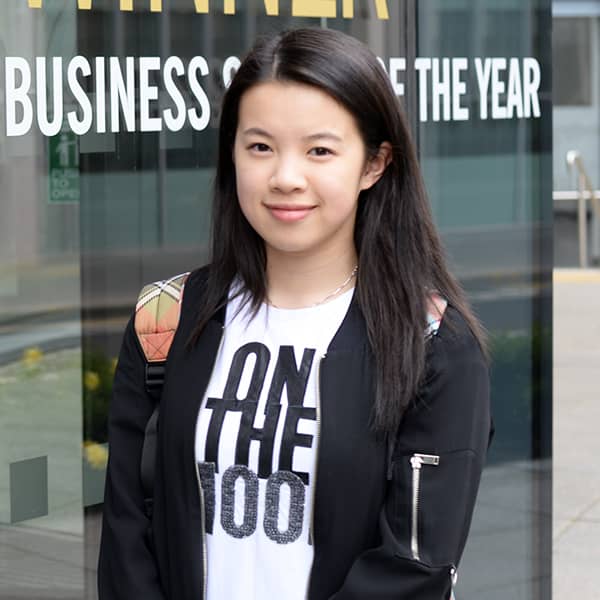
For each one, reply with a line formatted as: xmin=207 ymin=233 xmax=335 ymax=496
xmin=565 ymin=151 xmax=600 ymax=267
xmin=553 ymin=190 xmax=600 ymax=202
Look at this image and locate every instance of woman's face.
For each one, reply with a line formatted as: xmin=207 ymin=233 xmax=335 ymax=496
xmin=233 ymin=80 xmax=389 ymax=263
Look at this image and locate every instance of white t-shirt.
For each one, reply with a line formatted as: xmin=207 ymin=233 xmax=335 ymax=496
xmin=194 ymin=285 xmax=354 ymax=600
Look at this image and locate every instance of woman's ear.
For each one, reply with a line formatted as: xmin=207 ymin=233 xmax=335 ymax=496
xmin=359 ymin=142 xmax=392 ymax=191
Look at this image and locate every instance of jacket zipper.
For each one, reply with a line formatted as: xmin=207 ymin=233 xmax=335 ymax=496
xmin=193 ymin=325 xmax=225 ymax=600
xmin=409 ymin=452 xmax=440 ymax=561
xmin=194 ymin=462 xmax=208 ymax=600
xmin=308 ymin=352 xmax=325 ymax=547
xmin=450 ymin=565 xmax=458 ymax=599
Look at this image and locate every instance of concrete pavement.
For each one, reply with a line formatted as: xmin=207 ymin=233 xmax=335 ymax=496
xmin=553 ymin=269 xmax=600 ymax=599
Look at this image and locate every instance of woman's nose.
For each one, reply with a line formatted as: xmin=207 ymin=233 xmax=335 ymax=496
xmin=268 ymin=155 xmax=307 ymax=193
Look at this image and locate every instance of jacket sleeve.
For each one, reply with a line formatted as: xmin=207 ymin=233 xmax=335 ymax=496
xmin=97 ymin=315 xmax=167 ymax=600
xmin=330 ymin=311 xmax=492 ymax=600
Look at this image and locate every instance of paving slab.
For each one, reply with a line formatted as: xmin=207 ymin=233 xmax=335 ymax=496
xmin=553 ymin=520 xmax=600 ymax=599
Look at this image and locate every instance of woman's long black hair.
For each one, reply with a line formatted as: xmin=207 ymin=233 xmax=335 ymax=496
xmin=189 ymin=28 xmax=487 ymax=434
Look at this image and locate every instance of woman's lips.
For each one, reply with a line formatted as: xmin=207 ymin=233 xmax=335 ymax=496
xmin=266 ymin=205 xmax=315 ymax=222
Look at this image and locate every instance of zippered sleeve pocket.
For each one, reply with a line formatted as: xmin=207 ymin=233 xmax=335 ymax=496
xmin=409 ymin=453 xmax=440 ymax=561
xmin=390 ymin=448 xmax=483 ymax=568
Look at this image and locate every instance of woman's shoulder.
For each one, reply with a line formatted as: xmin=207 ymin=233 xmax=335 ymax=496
xmin=405 ymin=303 xmax=491 ymax=451
xmin=425 ymin=303 xmax=488 ymax=375
xmin=184 ymin=264 xmax=211 ymax=288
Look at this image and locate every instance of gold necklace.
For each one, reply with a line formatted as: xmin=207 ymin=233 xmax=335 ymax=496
xmin=268 ymin=265 xmax=358 ymax=309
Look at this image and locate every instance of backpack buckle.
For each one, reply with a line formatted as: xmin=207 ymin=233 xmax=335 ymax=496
xmin=145 ymin=362 xmax=166 ymax=393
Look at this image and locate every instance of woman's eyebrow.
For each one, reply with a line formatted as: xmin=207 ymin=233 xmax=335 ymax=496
xmin=240 ymin=128 xmax=343 ymax=143
xmin=303 ymin=132 xmax=343 ymax=143
xmin=241 ymin=127 xmax=273 ymax=138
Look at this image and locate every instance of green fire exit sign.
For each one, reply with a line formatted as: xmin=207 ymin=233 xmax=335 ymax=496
xmin=49 ymin=131 xmax=80 ymax=204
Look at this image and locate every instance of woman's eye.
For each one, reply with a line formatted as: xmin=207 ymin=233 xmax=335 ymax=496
xmin=249 ymin=143 xmax=271 ymax=152
xmin=310 ymin=147 xmax=333 ymax=157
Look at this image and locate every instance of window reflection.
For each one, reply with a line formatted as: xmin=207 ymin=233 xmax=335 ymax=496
xmin=417 ymin=2 xmax=552 ymax=599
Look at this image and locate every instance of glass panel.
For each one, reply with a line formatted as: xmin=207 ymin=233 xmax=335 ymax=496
xmin=552 ymin=15 xmax=599 ymax=194
xmin=0 ymin=2 xmax=85 ymax=598
xmin=553 ymin=17 xmax=592 ymax=107
xmin=416 ymin=1 xmax=552 ymax=598
xmin=552 ymin=14 xmax=599 ymax=269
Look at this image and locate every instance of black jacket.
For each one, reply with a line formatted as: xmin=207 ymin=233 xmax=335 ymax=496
xmin=98 ymin=267 xmax=491 ymax=600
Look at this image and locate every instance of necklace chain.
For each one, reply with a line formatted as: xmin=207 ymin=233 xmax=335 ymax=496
xmin=269 ymin=264 xmax=358 ymax=309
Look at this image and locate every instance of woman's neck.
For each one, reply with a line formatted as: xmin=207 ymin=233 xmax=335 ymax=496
xmin=265 ymin=248 xmax=358 ymax=309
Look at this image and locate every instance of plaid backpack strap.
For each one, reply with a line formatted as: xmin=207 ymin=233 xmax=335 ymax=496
xmin=135 ymin=271 xmax=190 ymax=366
xmin=133 ymin=271 xmax=190 ymax=517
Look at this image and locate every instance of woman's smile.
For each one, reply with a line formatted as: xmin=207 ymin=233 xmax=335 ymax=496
xmin=264 ymin=203 xmax=317 ymax=222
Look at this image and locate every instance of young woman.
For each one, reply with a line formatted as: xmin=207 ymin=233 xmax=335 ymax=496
xmin=98 ymin=28 xmax=492 ymax=600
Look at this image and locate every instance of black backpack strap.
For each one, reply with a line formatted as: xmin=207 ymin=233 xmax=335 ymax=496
xmin=134 ymin=271 xmax=190 ymax=519
xmin=140 ymin=362 xmax=166 ymax=518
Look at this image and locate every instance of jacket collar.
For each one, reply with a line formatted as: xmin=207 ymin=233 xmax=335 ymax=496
xmin=206 ymin=278 xmax=368 ymax=354
xmin=328 ymin=290 xmax=369 ymax=353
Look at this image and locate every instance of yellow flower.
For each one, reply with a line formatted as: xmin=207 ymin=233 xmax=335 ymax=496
xmin=83 ymin=441 xmax=108 ymax=469
xmin=22 ymin=346 xmax=43 ymax=367
xmin=84 ymin=370 xmax=101 ymax=391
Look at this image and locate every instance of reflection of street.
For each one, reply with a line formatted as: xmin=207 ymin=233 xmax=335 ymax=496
xmin=0 ymin=245 xmax=206 ymax=365
xmin=0 ymin=522 xmax=85 ymax=599
xmin=0 ymin=462 xmax=552 ymax=599
xmin=445 ymin=222 xmax=552 ymax=332
xmin=553 ymin=269 xmax=600 ymax=600
xmin=0 ymin=347 xmax=91 ymax=599
xmin=457 ymin=460 xmax=550 ymax=599
xmin=0 ymin=507 xmax=101 ymax=599
xmin=0 ymin=320 xmax=81 ymax=366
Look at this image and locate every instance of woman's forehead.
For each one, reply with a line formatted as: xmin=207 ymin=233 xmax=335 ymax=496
xmin=236 ymin=81 xmax=360 ymax=140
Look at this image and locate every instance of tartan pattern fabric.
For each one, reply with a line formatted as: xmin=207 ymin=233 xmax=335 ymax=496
xmin=425 ymin=293 xmax=448 ymax=338
xmin=134 ymin=271 xmax=190 ymax=363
